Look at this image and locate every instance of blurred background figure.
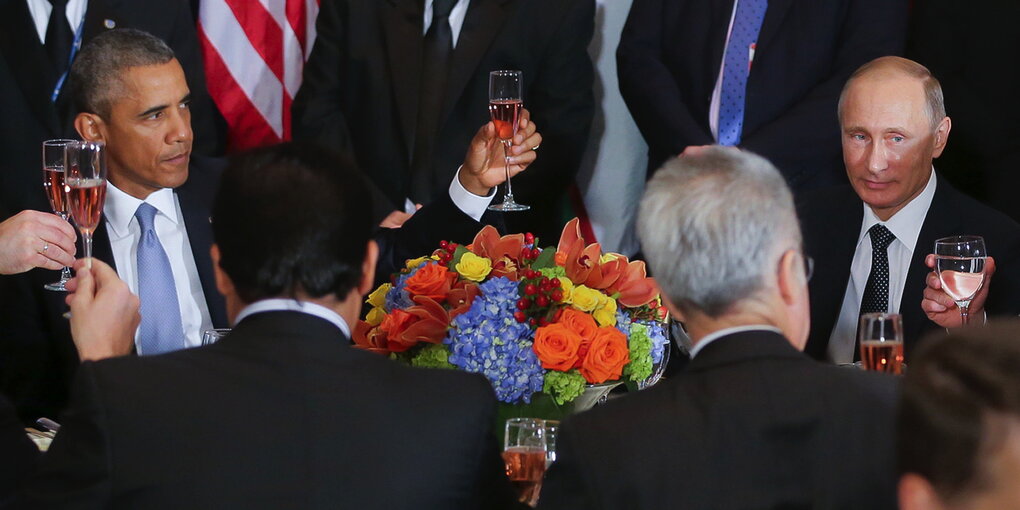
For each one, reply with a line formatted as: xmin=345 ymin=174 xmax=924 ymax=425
xmin=0 ymin=0 xmax=222 ymax=218
xmin=617 ymin=0 xmax=908 ymax=192
xmin=292 ymin=0 xmax=595 ymax=243
xmin=898 ymin=320 xmax=1020 ymax=510
xmin=908 ymin=0 xmax=1020 ymax=224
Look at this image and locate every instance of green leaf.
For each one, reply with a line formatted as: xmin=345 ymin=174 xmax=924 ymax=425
xmin=450 ymin=245 xmax=470 ymax=267
xmin=531 ymin=247 xmax=556 ymax=270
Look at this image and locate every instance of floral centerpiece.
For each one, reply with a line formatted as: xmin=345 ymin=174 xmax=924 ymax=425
xmin=353 ymin=218 xmax=670 ymax=416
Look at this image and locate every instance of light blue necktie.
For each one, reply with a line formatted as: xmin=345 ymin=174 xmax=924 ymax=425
xmin=717 ymin=0 xmax=768 ymax=146
xmin=135 ymin=203 xmax=186 ymax=355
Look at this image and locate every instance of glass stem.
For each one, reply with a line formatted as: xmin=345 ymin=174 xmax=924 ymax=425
xmin=960 ymin=303 xmax=970 ymax=326
xmin=502 ymin=140 xmax=514 ymax=202
xmin=83 ymin=233 xmax=93 ymax=270
xmin=57 ymin=212 xmax=71 ymax=281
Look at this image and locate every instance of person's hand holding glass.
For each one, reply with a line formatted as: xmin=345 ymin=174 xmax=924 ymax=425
xmin=922 ymin=236 xmax=988 ymax=327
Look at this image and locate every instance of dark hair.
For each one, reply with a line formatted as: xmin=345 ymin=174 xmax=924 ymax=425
xmin=69 ymin=28 xmax=175 ymax=118
xmin=898 ymin=320 xmax=1020 ymax=503
xmin=212 ymin=142 xmax=374 ymax=303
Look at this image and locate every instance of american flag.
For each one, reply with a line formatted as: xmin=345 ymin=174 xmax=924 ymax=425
xmin=197 ymin=0 xmax=320 ymax=151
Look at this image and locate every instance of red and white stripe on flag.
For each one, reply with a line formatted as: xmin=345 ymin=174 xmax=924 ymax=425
xmin=198 ymin=0 xmax=320 ymax=151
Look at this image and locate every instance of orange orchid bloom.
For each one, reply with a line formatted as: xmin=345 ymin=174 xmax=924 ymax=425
xmin=556 ymin=218 xmax=602 ymax=285
xmin=608 ymin=259 xmax=660 ymax=308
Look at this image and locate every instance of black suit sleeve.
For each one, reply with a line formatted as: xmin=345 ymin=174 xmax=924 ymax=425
xmin=0 ymin=394 xmax=38 ymax=505
xmin=535 ymin=421 xmax=599 ymax=510
xmin=616 ymin=0 xmax=715 ymax=160
xmin=18 ymin=362 xmax=113 ymax=508
xmin=740 ymin=0 xmax=908 ymax=178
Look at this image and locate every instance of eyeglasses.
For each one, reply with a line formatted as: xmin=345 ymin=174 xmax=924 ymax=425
xmin=803 ymin=254 xmax=814 ymax=282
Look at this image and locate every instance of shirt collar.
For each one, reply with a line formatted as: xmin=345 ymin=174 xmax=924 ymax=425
xmin=689 ymin=325 xmax=784 ymax=358
xmin=857 ymin=169 xmax=937 ymax=253
xmin=234 ymin=298 xmax=352 ymax=339
xmin=104 ymin=183 xmax=179 ymax=237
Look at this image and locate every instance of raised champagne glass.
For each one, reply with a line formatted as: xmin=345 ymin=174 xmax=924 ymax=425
xmin=858 ymin=312 xmax=904 ymax=374
xmin=487 ymin=70 xmax=529 ymax=212
xmin=503 ymin=417 xmax=546 ymax=507
xmin=65 ymin=141 xmax=107 ymax=270
xmin=41 ymin=139 xmax=76 ymax=291
xmin=934 ymin=236 xmax=986 ymax=326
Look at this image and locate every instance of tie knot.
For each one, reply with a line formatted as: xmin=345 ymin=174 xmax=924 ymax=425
xmin=868 ymin=224 xmax=896 ymax=250
xmin=433 ymin=0 xmax=456 ymax=20
xmin=135 ymin=202 xmax=158 ymax=232
xmin=47 ymin=0 xmax=68 ymax=8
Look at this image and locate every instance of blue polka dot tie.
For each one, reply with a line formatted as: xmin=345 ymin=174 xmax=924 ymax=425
xmin=855 ymin=224 xmax=896 ymax=361
xmin=135 ymin=203 xmax=186 ymax=355
xmin=718 ymin=0 xmax=768 ymax=146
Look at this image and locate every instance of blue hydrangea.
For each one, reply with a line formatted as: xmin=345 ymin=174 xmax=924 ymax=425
xmin=444 ymin=277 xmax=543 ymax=403
xmin=636 ymin=319 xmax=669 ymax=365
xmin=615 ymin=309 xmax=633 ymax=337
xmin=385 ymin=264 xmax=425 ymax=311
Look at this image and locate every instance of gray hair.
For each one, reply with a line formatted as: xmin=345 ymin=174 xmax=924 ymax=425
xmin=69 ymin=28 xmax=176 ymax=118
xmin=637 ymin=147 xmax=801 ymax=317
xmin=837 ymin=56 xmax=947 ymax=132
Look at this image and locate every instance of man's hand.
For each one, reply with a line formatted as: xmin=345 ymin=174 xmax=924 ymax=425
xmin=379 ymin=204 xmax=422 ymax=229
xmin=65 ymin=259 xmax=139 ymax=361
xmin=680 ymin=145 xmax=714 ymax=158
xmin=459 ymin=108 xmax=543 ymax=196
xmin=0 ymin=210 xmax=76 ymax=275
xmin=921 ymin=253 xmax=994 ymax=328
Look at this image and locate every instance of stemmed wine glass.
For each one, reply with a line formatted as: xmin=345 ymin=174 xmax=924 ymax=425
xmin=41 ymin=139 xmax=76 ymax=291
xmin=503 ymin=417 xmax=546 ymax=507
xmin=65 ymin=141 xmax=108 ymax=270
xmin=487 ymin=70 xmax=529 ymax=212
xmin=934 ymin=235 xmax=987 ymax=326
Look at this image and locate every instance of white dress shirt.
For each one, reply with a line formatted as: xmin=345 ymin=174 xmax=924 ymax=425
xmin=25 ymin=0 xmax=88 ymax=44
xmin=234 ymin=298 xmax=351 ymax=338
xmin=104 ymin=183 xmax=214 ymax=351
xmin=827 ymin=170 xmax=938 ymax=363
xmin=709 ymin=1 xmax=759 ymax=142
xmin=689 ymin=325 xmax=784 ymax=358
xmin=422 ymin=0 xmax=470 ymax=47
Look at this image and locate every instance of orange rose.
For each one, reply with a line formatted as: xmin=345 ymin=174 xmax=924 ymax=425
xmin=378 ymin=309 xmax=419 ymax=352
xmin=580 ymin=327 xmax=630 ymax=384
xmin=532 ymin=324 xmax=583 ymax=371
xmin=558 ymin=308 xmax=598 ymax=342
xmin=404 ymin=263 xmax=456 ymax=301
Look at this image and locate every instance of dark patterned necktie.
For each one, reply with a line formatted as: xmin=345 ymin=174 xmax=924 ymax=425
xmin=45 ymin=0 xmax=73 ymax=75
xmin=855 ymin=224 xmax=896 ymax=361
xmin=410 ymin=0 xmax=457 ymax=203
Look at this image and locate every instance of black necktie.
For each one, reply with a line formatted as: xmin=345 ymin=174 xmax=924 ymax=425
xmin=45 ymin=0 xmax=73 ymax=75
xmin=409 ymin=0 xmax=456 ymax=204
xmin=855 ymin=224 xmax=896 ymax=360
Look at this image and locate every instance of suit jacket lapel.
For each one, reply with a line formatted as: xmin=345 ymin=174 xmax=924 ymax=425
xmin=81 ymin=0 xmax=118 ymax=43
xmin=90 ymin=220 xmax=116 ymax=269
xmin=175 ymin=184 xmax=228 ymax=328
xmin=0 ymin=0 xmax=61 ymax=134
xmin=383 ymin=0 xmax=425 ymax=164
xmin=754 ymin=0 xmax=794 ymax=56
xmin=902 ymin=178 xmax=957 ymax=347
xmin=438 ymin=0 xmax=514 ymax=129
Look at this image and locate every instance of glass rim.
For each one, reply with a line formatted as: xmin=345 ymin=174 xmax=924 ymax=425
xmin=42 ymin=139 xmax=78 ymax=146
xmin=490 ymin=69 xmax=522 ymax=77
xmin=859 ymin=312 xmax=902 ymax=321
xmin=934 ymin=235 xmax=985 ymax=245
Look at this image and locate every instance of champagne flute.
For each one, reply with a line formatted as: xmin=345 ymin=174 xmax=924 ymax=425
xmin=487 ymin=70 xmax=529 ymax=212
xmin=41 ymin=139 xmax=76 ymax=291
xmin=858 ymin=312 xmax=904 ymax=374
xmin=503 ymin=417 xmax=546 ymax=507
xmin=65 ymin=141 xmax=107 ymax=270
xmin=934 ymin=236 xmax=986 ymax=326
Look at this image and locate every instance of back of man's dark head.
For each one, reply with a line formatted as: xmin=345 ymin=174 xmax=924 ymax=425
xmin=69 ymin=28 xmax=176 ymax=118
xmin=899 ymin=321 xmax=1020 ymax=503
xmin=212 ymin=142 xmax=373 ymax=303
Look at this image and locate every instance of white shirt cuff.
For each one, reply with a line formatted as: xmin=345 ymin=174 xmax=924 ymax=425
xmin=449 ymin=166 xmax=495 ymax=222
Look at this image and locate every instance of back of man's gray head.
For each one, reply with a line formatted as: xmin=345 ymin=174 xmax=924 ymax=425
xmin=637 ymin=147 xmax=801 ymax=317
xmin=69 ymin=28 xmax=176 ymax=118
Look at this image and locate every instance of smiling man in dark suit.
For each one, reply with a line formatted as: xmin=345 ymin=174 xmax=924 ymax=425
xmin=799 ymin=57 xmax=1020 ymax=364
xmin=292 ymin=0 xmax=594 ymax=242
xmin=539 ymin=146 xmax=899 ymax=509
xmin=617 ymin=0 xmax=908 ymax=191
xmin=17 ymin=142 xmax=520 ymax=509
xmin=0 ymin=0 xmax=222 ymax=218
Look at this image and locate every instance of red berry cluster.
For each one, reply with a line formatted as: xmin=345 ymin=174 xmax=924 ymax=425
xmin=435 ymin=240 xmax=459 ymax=266
xmin=513 ymin=269 xmax=564 ymax=326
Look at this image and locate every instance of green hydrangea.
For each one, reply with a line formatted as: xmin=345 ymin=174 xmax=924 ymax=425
xmin=623 ymin=323 xmax=653 ymax=382
xmin=410 ymin=344 xmax=455 ymax=369
xmin=543 ymin=370 xmax=587 ymax=405
xmin=539 ymin=266 xmax=566 ymax=280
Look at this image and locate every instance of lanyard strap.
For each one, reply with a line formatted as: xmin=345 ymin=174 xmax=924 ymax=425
xmin=51 ymin=13 xmax=86 ymax=103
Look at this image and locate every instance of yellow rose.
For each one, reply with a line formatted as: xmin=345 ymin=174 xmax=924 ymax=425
xmin=558 ymin=277 xmax=574 ymax=302
xmin=455 ymin=252 xmax=492 ymax=282
xmin=366 ymin=283 xmax=391 ymax=308
xmin=366 ymin=306 xmax=386 ymax=326
xmin=405 ymin=256 xmax=432 ymax=269
xmin=600 ymin=252 xmax=622 ymax=264
xmin=570 ymin=285 xmax=603 ymax=312
xmin=593 ymin=296 xmax=618 ymax=327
